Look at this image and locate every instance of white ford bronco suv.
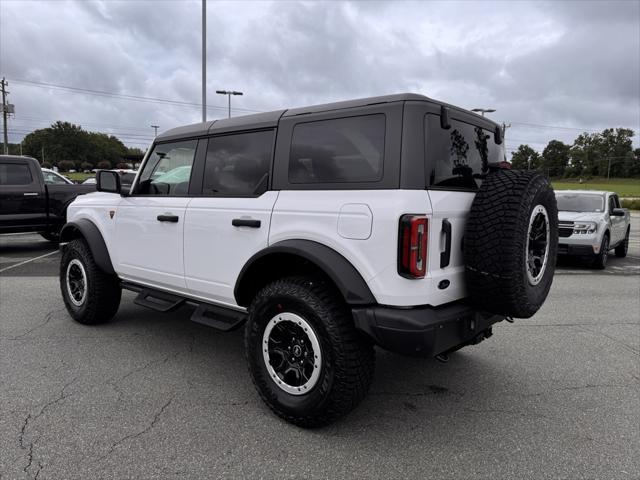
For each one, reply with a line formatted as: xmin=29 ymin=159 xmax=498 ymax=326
xmin=58 ymin=94 xmax=558 ymax=427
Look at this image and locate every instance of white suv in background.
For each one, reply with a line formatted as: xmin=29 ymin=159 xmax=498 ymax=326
xmin=58 ymin=94 xmax=558 ymax=427
xmin=556 ymin=190 xmax=631 ymax=268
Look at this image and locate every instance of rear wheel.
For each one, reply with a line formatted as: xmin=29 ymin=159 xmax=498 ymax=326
xmin=60 ymin=239 xmax=121 ymax=324
xmin=464 ymin=170 xmax=558 ymax=318
xmin=615 ymin=228 xmax=629 ymax=258
xmin=245 ymin=276 xmax=375 ymax=428
xmin=592 ymin=234 xmax=610 ymax=270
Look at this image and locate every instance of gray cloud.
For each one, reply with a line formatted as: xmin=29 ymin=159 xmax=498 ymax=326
xmin=0 ymin=0 xmax=638 ymax=153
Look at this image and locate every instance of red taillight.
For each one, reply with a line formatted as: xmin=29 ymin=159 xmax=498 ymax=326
xmin=398 ymin=215 xmax=428 ymax=278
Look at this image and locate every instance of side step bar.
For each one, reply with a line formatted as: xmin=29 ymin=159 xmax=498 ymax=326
xmin=134 ymin=288 xmax=185 ymax=312
xmin=122 ymin=281 xmax=247 ymax=332
xmin=190 ymin=304 xmax=246 ymax=332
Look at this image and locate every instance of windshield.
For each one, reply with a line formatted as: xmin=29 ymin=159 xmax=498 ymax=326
xmin=556 ymin=193 xmax=604 ymax=212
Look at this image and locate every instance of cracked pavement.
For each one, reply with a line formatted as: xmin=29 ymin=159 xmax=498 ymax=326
xmin=1 ymin=231 xmax=639 ymax=479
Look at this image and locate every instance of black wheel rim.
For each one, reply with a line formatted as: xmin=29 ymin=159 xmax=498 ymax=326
xmin=262 ymin=312 xmax=321 ymax=395
xmin=66 ymin=259 xmax=87 ymax=306
xmin=526 ymin=205 xmax=550 ymax=285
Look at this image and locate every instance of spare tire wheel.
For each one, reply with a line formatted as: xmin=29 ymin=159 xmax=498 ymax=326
xmin=464 ymin=170 xmax=558 ymax=318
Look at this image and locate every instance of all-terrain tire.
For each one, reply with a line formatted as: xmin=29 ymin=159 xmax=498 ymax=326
xmin=60 ymin=239 xmax=121 ymax=324
xmin=245 ymin=276 xmax=375 ymax=428
xmin=592 ymin=233 xmax=610 ymax=269
xmin=615 ymin=227 xmax=630 ymax=258
xmin=464 ymin=170 xmax=558 ymax=318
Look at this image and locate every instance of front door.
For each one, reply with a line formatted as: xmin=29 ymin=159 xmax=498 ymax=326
xmin=184 ymin=129 xmax=277 ymax=307
xmin=0 ymin=159 xmax=46 ymax=232
xmin=115 ymin=139 xmax=199 ymax=292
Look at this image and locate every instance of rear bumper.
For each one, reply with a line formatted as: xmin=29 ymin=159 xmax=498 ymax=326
xmin=352 ymin=302 xmax=505 ymax=357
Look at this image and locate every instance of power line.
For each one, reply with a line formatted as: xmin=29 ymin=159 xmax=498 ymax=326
xmin=8 ymin=78 xmax=262 ymax=114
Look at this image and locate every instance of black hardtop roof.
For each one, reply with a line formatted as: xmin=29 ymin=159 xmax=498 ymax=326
xmin=156 ymin=93 xmax=499 ymax=141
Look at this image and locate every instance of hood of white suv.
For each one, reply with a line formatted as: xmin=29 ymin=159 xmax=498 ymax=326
xmin=558 ymin=211 xmax=604 ymax=222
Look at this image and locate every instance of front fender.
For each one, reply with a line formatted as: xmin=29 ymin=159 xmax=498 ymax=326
xmin=60 ymin=219 xmax=115 ymax=275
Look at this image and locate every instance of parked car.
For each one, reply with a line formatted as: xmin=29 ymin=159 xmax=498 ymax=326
xmin=42 ymin=168 xmax=74 ymax=185
xmin=58 ymin=93 xmax=558 ymax=426
xmin=0 ymin=155 xmax=95 ymax=241
xmin=556 ymin=190 xmax=631 ymax=268
xmin=82 ymin=177 xmax=96 ymax=185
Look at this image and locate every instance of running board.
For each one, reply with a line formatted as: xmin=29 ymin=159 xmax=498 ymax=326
xmin=190 ymin=304 xmax=246 ymax=332
xmin=133 ymin=289 xmax=185 ymax=312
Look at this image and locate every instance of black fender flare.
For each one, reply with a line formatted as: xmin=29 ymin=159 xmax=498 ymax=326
xmin=234 ymin=239 xmax=376 ymax=307
xmin=59 ymin=220 xmax=115 ymax=275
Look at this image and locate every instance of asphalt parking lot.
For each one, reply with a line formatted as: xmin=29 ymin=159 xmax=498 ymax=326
xmin=1 ymin=216 xmax=639 ymax=479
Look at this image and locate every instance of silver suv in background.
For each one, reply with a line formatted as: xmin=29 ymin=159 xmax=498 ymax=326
xmin=556 ymin=190 xmax=631 ymax=269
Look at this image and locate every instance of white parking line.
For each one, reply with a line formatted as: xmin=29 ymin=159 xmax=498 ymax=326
xmin=0 ymin=250 xmax=59 ymax=273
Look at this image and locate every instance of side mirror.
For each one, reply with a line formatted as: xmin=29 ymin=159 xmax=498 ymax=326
xmin=611 ymin=208 xmax=625 ymax=217
xmin=96 ymin=170 xmax=121 ymax=194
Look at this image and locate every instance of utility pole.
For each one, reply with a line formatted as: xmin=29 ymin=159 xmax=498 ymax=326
xmin=41 ymin=147 xmax=45 ymax=164
xmin=1 ymin=78 xmax=8 ymax=155
xmin=202 ymin=0 xmax=207 ymax=122
xmin=216 ymin=90 xmax=243 ymax=118
xmin=150 ymin=125 xmax=159 ymax=137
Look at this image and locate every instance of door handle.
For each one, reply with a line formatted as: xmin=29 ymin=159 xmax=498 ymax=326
xmin=232 ymin=218 xmax=261 ymax=228
xmin=440 ymin=219 xmax=452 ymax=268
xmin=157 ymin=214 xmax=179 ymax=223
xmin=23 ymin=192 xmax=39 ymax=196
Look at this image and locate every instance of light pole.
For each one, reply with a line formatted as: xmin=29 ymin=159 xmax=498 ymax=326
xmin=471 ymin=108 xmax=496 ymax=117
xmin=150 ymin=125 xmax=159 ymax=137
xmin=202 ymin=0 xmax=206 ymax=122
xmin=216 ymin=90 xmax=243 ymax=118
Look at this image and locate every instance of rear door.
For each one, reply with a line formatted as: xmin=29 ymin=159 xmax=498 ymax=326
xmin=183 ymin=129 xmax=278 ymax=307
xmin=115 ymin=140 xmax=199 ymax=292
xmin=0 ymin=159 xmax=46 ymax=232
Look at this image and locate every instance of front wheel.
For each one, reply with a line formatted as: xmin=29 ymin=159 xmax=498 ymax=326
xmin=60 ymin=239 xmax=121 ymax=324
xmin=615 ymin=228 xmax=630 ymax=258
xmin=245 ymin=277 xmax=375 ymax=428
xmin=592 ymin=234 xmax=610 ymax=270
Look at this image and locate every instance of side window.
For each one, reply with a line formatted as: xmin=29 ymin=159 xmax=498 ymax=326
xmin=203 ymin=130 xmax=274 ymax=196
xmin=135 ymin=140 xmax=197 ymax=196
xmin=289 ymin=114 xmax=385 ymax=184
xmin=608 ymin=195 xmax=616 ymax=212
xmin=0 ymin=163 xmax=33 ymax=185
xmin=426 ymin=115 xmax=504 ymax=190
xmin=613 ymin=195 xmax=621 ymax=209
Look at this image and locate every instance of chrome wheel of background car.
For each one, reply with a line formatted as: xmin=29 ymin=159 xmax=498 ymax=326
xmin=66 ymin=259 xmax=88 ymax=307
xmin=262 ymin=312 xmax=322 ymax=395
xmin=526 ymin=205 xmax=550 ymax=286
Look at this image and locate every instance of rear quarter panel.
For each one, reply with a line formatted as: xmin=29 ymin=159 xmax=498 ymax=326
xmin=270 ymin=189 xmax=471 ymax=307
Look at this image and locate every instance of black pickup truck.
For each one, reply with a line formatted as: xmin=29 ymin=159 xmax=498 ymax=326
xmin=0 ymin=155 xmax=95 ymax=241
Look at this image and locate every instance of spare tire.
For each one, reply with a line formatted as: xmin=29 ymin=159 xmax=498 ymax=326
xmin=464 ymin=170 xmax=558 ymax=318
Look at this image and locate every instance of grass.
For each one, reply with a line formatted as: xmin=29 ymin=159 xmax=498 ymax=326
xmin=621 ymin=198 xmax=640 ymax=210
xmin=64 ymin=172 xmax=95 ymax=182
xmin=552 ymin=178 xmax=640 ymax=197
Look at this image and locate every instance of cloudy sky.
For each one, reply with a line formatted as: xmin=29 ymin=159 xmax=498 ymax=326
xmin=1 ymin=0 xmax=639 ymax=156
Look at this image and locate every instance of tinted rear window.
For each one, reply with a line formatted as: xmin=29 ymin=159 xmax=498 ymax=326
xmin=289 ymin=115 xmax=385 ymax=184
xmin=0 ymin=163 xmax=33 ymax=185
xmin=204 ymin=130 xmax=274 ymax=196
xmin=426 ymin=115 xmax=504 ymax=190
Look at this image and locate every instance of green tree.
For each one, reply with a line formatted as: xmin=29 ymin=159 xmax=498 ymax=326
xmin=540 ymin=140 xmax=570 ymax=177
xmin=510 ymin=144 xmax=540 ymax=170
